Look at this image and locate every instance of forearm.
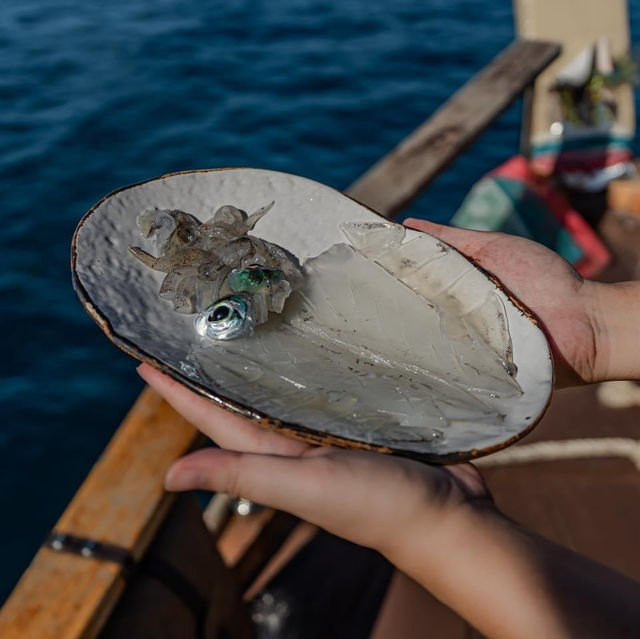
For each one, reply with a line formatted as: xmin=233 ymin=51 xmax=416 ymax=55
xmin=386 ymin=504 xmax=640 ymax=638
xmin=589 ymin=280 xmax=640 ymax=382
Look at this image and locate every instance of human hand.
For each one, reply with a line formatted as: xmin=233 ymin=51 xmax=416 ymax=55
xmin=139 ymin=363 xmax=640 ymax=639
xmin=404 ymin=219 xmax=616 ymax=387
xmin=138 ymin=363 xmax=490 ymax=558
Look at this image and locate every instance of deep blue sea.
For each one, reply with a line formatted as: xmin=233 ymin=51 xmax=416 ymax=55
xmin=2 ymin=0 xmax=640 ymax=602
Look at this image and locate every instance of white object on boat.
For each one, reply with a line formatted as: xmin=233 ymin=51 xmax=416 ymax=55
xmin=554 ymin=44 xmax=595 ymax=89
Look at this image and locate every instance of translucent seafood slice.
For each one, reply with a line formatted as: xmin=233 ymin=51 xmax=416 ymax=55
xmin=341 ymin=221 xmax=405 ymax=258
xmin=136 ymin=209 xmax=200 ymax=254
xmin=186 ymin=241 xmax=513 ymax=452
xmin=159 ymin=266 xmax=197 ymax=300
xmin=341 ymin=221 xmax=519 ymax=390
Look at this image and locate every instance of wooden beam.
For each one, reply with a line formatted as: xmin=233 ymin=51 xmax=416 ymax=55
xmin=242 ymin=522 xmax=318 ymax=602
xmin=231 ymin=511 xmax=299 ymax=590
xmin=0 ymin=388 xmax=200 ymax=639
xmin=346 ymin=40 xmax=560 ymax=217
xmin=216 ymin=507 xmax=302 ymax=591
xmin=217 ymin=508 xmax=276 ymax=568
xmin=608 ymin=177 xmax=640 ymax=218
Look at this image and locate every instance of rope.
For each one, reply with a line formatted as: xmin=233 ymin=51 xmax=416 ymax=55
xmin=475 ymin=438 xmax=640 ymax=471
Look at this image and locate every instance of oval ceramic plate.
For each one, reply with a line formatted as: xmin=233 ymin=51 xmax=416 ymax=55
xmin=72 ymin=168 xmax=553 ymax=463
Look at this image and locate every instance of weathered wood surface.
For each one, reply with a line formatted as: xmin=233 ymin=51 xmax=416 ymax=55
xmin=216 ymin=507 xmax=312 ymax=597
xmin=608 ymin=178 xmax=640 ymax=218
xmin=346 ymin=40 xmax=560 ymax=217
xmin=0 ymin=388 xmax=199 ymax=639
xmin=218 ymin=508 xmax=276 ymax=568
xmin=100 ymin=495 xmax=256 ymax=639
xmin=232 ymin=511 xmax=299 ymax=590
xmin=243 ymin=522 xmax=318 ymax=601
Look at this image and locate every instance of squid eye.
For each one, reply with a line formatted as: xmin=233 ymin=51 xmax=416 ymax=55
xmin=209 ymin=305 xmax=230 ymax=322
xmin=195 ymin=295 xmax=255 ymax=340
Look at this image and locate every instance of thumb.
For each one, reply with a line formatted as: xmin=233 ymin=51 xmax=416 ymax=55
xmin=165 ymin=447 xmax=333 ymax=522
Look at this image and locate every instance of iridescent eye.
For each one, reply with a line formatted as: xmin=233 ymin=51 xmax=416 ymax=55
xmin=195 ymin=295 xmax=255 ymax=341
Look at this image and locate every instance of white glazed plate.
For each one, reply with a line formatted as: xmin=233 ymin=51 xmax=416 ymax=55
xmin=72 ymin=168 xmax=553 ymax=463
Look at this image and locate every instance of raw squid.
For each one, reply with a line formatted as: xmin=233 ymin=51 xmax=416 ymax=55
xmin=129 ymin=202 xmax=303 ymax=339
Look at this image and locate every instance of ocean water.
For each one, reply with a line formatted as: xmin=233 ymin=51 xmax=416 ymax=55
xmin=1 ymin=0 xmax=639 ymax=602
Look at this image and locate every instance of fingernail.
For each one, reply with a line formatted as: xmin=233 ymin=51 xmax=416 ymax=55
xmin=164 ymin=464 xmax=177 ymax=491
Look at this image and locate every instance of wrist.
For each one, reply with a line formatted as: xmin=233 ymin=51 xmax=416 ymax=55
xmin=585 ymin=280 xmax=640 ymax=382
xmin=383 ymin=498 xmax=501 ymax=580
xmin=384 ymin=501 xmax=569 ymax=639
xmin=386 ymin=486 xmax=640 ymax=639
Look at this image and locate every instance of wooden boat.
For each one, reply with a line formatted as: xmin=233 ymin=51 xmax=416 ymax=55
xmin=2 ymin=2 xmax=640 ymax=636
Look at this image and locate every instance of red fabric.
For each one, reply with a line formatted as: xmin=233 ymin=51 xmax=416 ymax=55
xmin=488 ymin=156 xmax=611 ymax=278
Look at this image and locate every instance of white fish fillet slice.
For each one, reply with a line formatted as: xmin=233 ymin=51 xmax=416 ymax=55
xmin=342 ymin=223 xmax=520 ymax=395
xmin=301 ymin=243 xmax=519 ymax=397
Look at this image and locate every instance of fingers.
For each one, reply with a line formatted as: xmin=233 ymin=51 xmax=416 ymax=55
xmin=137 ymin=363 xmax=310 ymax=456
xmin=165 ymin=448 xmax=474 ymax=555
xmin=403 ymin=218 xmax=494 ymax=257
xmin=165 ymin=447 xmax=334 ymax=523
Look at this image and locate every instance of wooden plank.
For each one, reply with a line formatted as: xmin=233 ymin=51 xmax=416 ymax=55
xmin=216 ymin=507 xmax=306 ymax=593
xmin=608 ymin=178 xmax=640 ymax=218
xmin=0 ymin=388 xmax=199 ymax=639
xmin=232 ymin=511 xmax=299 ymax=590
xmin=100 ymin=495 xmax=256 ymax=639
xmin=217 ymin=508 xmax=276 ymax=568
xmin=242 ymin=522 xmax=318 ymax=601
xmin=346 ymin=40 xmax=560 ymax=218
